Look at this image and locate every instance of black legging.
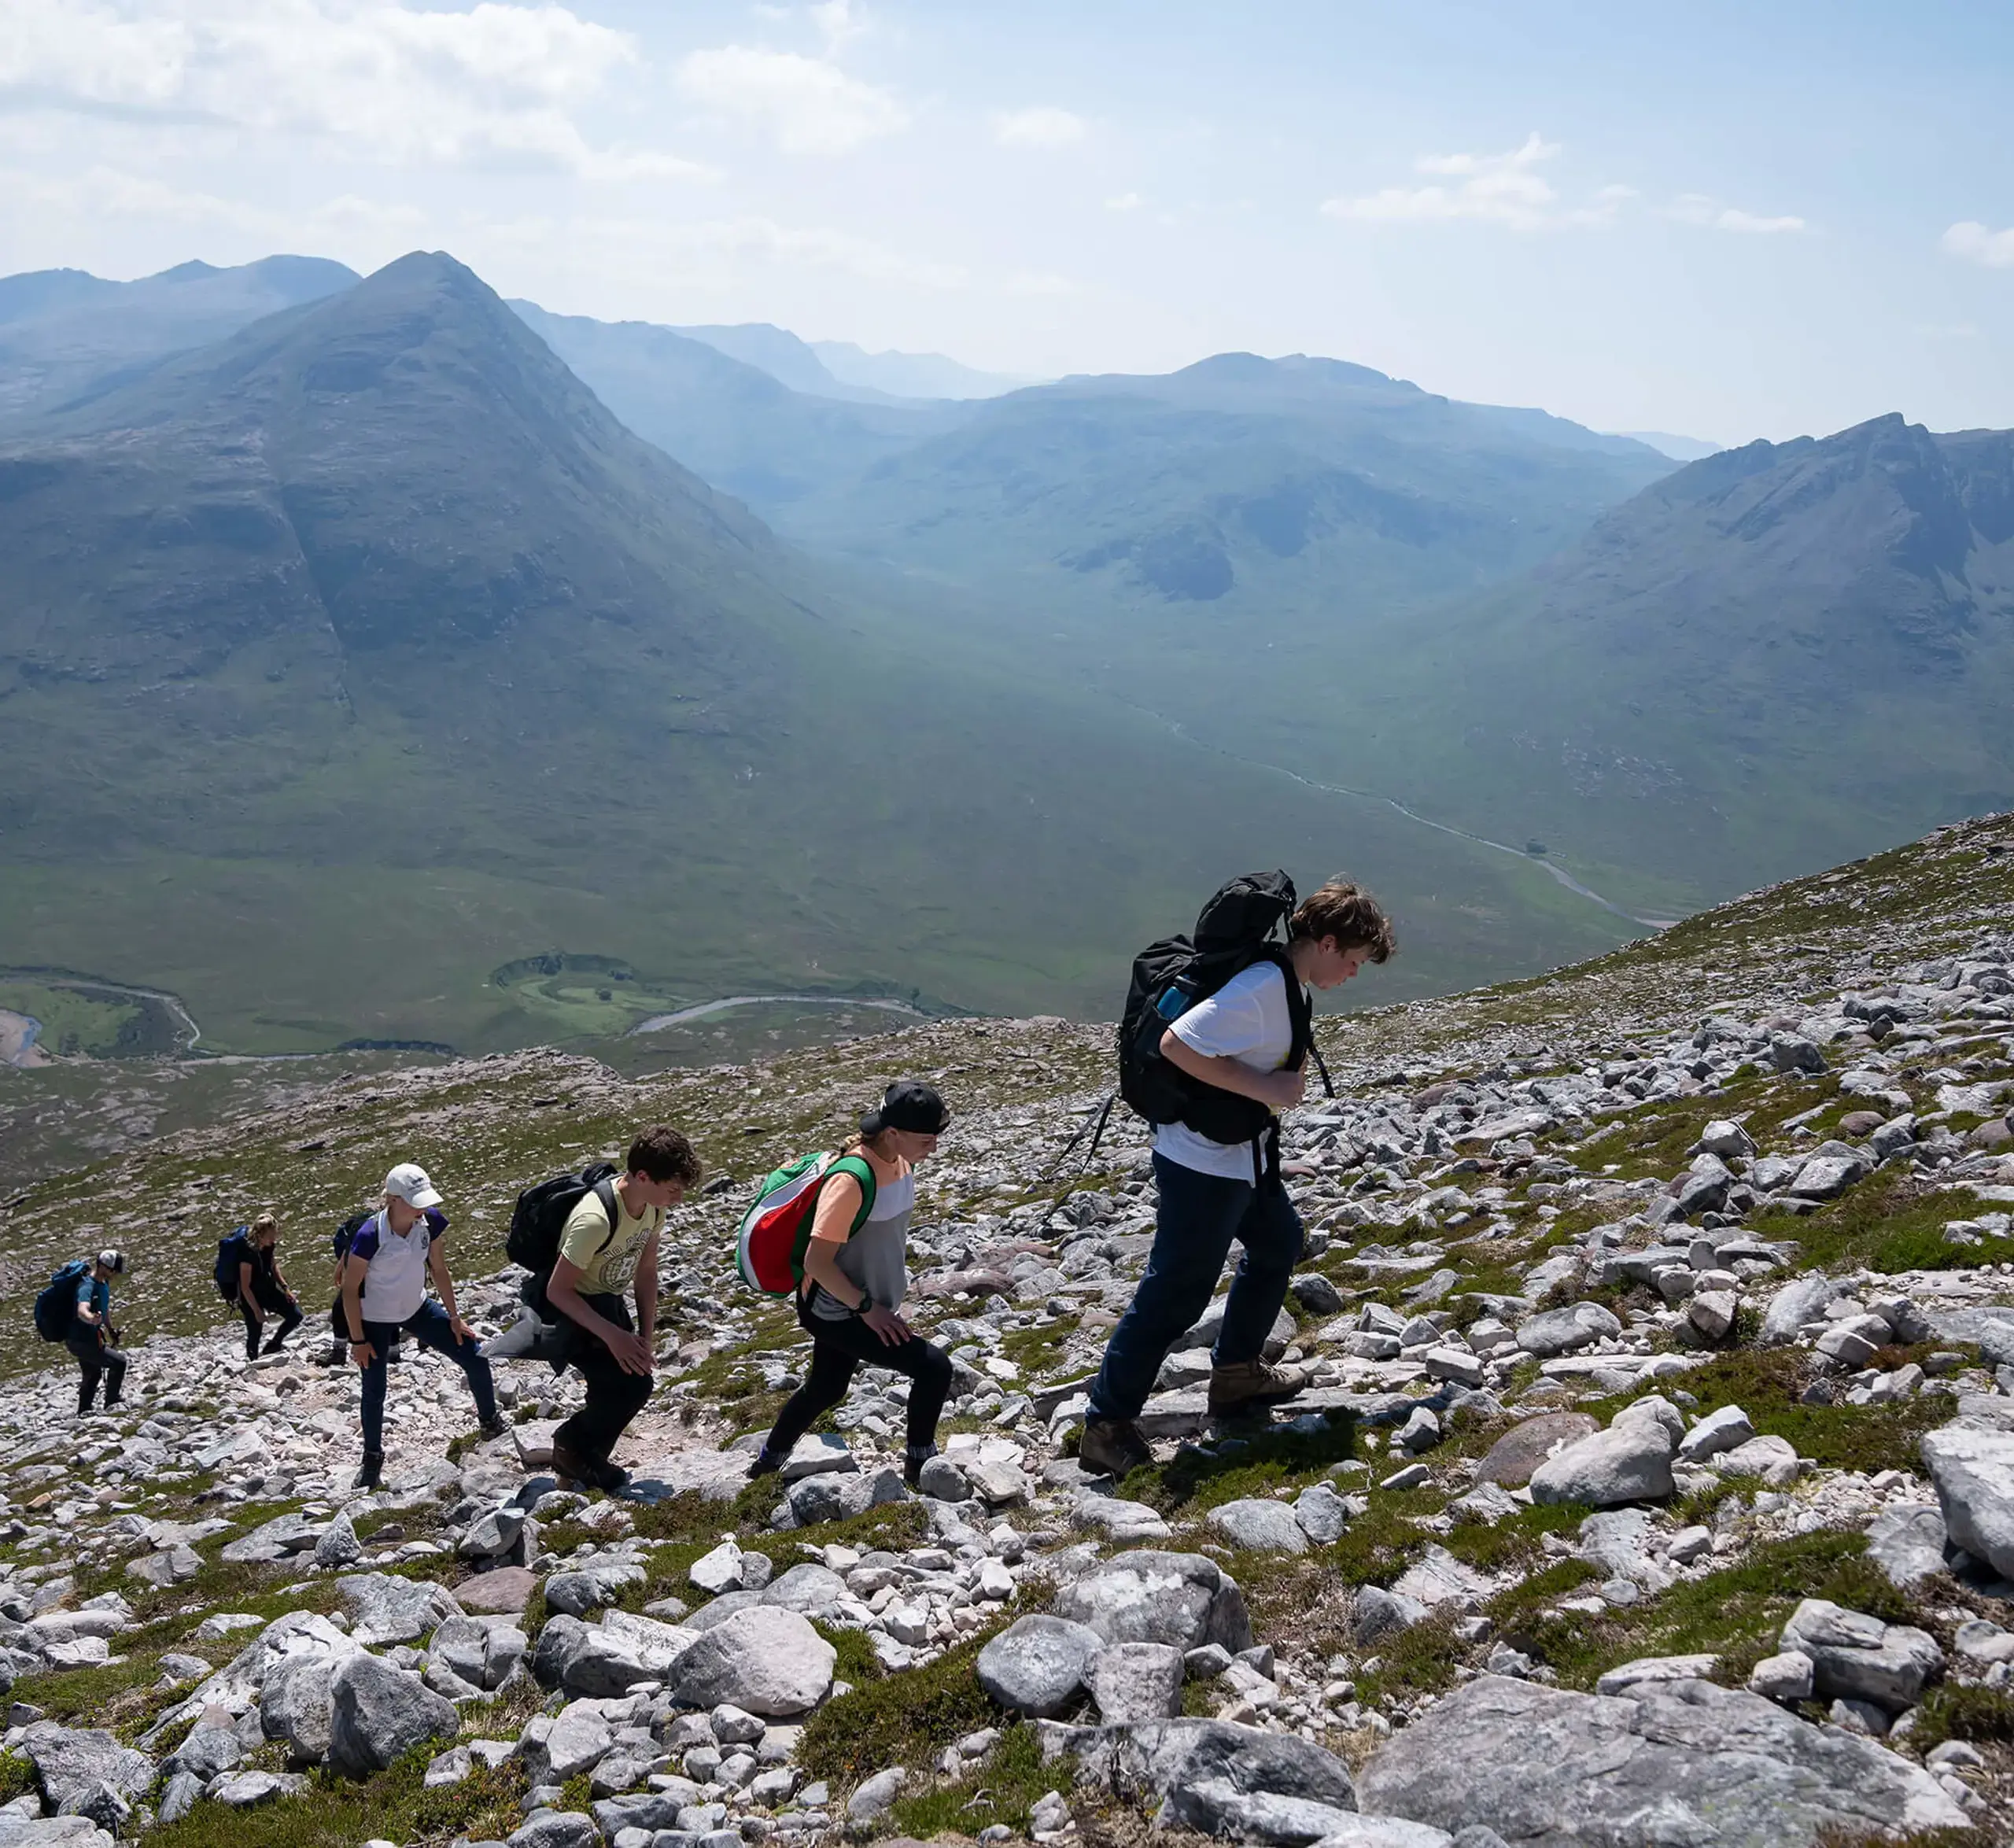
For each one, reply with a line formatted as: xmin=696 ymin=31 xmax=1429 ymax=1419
xmin=762 ymin=1293 xmax=955 ymax=1459
xmin=239 ymin=1274 xmax=304 ymax=1359
xmin=67 ymin=1329 xmax=126 ymax=1415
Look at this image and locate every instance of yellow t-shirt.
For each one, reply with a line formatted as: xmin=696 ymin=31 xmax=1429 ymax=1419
xmin=558 ymin=1186 xmax=662 ymax=1296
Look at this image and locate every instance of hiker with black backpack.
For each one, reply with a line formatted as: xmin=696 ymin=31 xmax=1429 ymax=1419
xmin=1078 ymin=874 xmax=1394 ymax=1480
xmin=216 ymin=1214 xmax=304 ymax=1362
xmin=39 ymin=1249 xmax=130 ymax=1415
xmin=339 ymin=1162 xmax=504 ymax=1489
xmin=483 ymin=1126 xmax=700 ymax=1492
xmin=746 ymin=1080 xmax=955 ymax=1488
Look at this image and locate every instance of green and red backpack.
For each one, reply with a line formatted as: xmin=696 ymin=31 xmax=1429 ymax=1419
xmin=736 ymin=1152 xmax=877 ymax=1296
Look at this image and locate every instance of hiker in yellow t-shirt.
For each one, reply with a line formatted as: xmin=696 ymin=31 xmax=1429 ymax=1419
xmin=543 ymin=1125 xmax=700 ymax=1491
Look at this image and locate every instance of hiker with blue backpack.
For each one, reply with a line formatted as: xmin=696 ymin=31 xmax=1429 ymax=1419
xmin=482 ymin=1125 xmax=702 ymax=1492
xmin=215 ymin=1213 xmax=304 ymax=1361
xmin=745 ymin=1079 xmax=954 ymax=1488
xmin=34 ymin=1249 xmax=129 ymax=1415
xmin=339 ymin=1161 xmax=504 ymax=1489
xmin=1076 ymin=874 xmax=1394 ymax=1481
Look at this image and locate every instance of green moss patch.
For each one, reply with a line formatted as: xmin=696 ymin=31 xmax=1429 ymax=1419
xmin=884 ymin=1724 xmax=1060 ymax=1839
xmin=799 ymin=1625 xmax=1006 ymax=1785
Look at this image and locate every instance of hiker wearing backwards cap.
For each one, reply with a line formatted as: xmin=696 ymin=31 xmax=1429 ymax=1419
xmin=748 ymin=1080 xmax=956 ymax=1488
xmin=70 ymin=1249 xmax=128 ymax=1415
xmin=1078 ymin=879 xmax=1395 ymax=1481
xmin=340 ymin=1161 xmax=503 ymax=1490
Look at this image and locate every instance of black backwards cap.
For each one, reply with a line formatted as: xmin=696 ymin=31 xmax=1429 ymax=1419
xmin=861 ymin=1079 xmax=950 ymax=1137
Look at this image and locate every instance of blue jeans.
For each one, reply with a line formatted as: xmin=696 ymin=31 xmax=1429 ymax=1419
xmin=358 ymin=1300 xmax=496 ymax=1455
xmin=1087 ymin=1153 xmax=1304 ymax=1422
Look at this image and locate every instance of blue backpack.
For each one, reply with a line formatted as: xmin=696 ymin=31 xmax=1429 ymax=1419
xmin=215 ymin=1228 xmax=255 ymax=1302
xmin=34 ymin=1260 xmax=91 ymax=1342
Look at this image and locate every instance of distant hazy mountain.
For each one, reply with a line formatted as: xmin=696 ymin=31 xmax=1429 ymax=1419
xmin=3 ymin=252 xmax=1618 ymax=1049
xmin=667 ymin=320 xmax=912 ymax=404
xmin=778 ymin=352 xmax=1676 ymax=614
xmin=1617 ymin=430 xmax=1724 ymax=462
xmin=0 ymin=254 xmax=357 ymax=423
xmin=811 ymin=340 xmax=1032 ymax=400
xmin=1333 ymin=412 xmax=2014 ymax=913
xmin=510 ymin=300 xmax=961 ymax=504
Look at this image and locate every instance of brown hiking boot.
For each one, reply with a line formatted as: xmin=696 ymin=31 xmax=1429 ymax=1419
xmin=550 ymin=1439 xmax=596 ymax=1489
xmin=1079 ymin=1416 xmax=1152 ymax=1480
xmin=1208 ymin=1358 xmax=1306 ymax=1416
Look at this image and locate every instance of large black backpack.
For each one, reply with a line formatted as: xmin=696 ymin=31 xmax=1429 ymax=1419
xmin=34 ymin=1260 xmax=91 ymax=1343
xmin=506 ymin=1164 xmax=621 ymax=1304
xmin=1048 ymin=872 xmax=1330 ymax=1185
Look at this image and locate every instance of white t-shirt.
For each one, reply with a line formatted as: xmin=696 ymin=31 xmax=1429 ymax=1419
xmin=1153 ymin=960 xmax=1300 ymax=1181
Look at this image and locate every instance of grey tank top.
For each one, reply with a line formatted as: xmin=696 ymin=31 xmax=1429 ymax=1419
xmin=809 ymin=1165 xmax=917 ymax=1322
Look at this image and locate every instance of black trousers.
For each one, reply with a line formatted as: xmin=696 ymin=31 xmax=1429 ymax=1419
xmin=67 ymin=1329 xmax=126 ymax=1414
xmin=552 ymin=1294 xmax=654 ymax=1463
xmin=239 ymin=1275 xmax=304 ymax=1358
xmin=762 ymin=1293 xmax=954 ymax=1459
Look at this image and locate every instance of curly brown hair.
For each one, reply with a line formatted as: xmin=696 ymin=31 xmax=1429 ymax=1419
xmin=1290 ymin=877 xmax=1396 ymax=961
xmin=627 ymin=1124 xmax=702 ymax=1186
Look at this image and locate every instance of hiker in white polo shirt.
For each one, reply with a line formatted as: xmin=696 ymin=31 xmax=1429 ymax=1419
xmin=339 ymin=1161 xmax=504 ymax=1489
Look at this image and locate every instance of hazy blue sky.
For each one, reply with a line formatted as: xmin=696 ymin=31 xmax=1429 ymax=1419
xmin=4 ymin=1 xmax=2009 ymax=443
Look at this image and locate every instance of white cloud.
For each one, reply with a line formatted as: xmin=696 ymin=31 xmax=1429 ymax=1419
xmin=1105 ymin=191 xmax=1142 ymax=211
xmin=1005 ymin=268 xmax=1076 ymax=296
xmin=1321 ymin=132 xmax=1622 ymax=231
xmin=0 ymin=0 xmax=706 ymax=179
xmin=993 ymin=105 xmax=1086 ymax=149
xmin=1942 ymin=220 xmax=2014 ymax=267
xmin=1669 ymin=194 xmax=1806 ymax=234
xmin=3 ymin=162 xmax=429 ymax=238
xmin=674 ymin=44 xmax=906 ymax=155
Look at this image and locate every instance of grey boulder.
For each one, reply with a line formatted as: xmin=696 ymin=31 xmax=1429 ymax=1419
xmin=1476 ymin=1414 xmax=1599 ymax=1488
xmin=1919 ymin=1421 xmax=2014 ymax=1578
xmin=1356 ymin=1673 xmax=1967 ymax=1846
xmin=1088 ymin=1642 xmax=1185 ymax=1724
xmin=1042 ymin=1717 xmax=1357 ymax=1844
xmin=1864 ymin=1503 xmax=1949 ymax=1588
xmin=326 ymin=1652 xmax=459 ymax=1777
xmin=669 ymin=1606 xmax=834 ymax=1716
xmin=784 ymin=1467 xmax=906 ymax=1528
xmin=1206 ymin=1499 xmax=1310 ymax=1554
xmin=431 ymin=1617 xmax=528 ymax=1693
xmin=541 ymin=1555 xmax=647 ymax=1618
xmin=977 ymin=1615 xmax=1105 ymax=1718
xmin=1515 ymin=1304 xmax=1621 ymax=1360
xmin=1050 ymin=1551 xmax=1252 ymax=1653
xmin=261 ymin=1655 xmax=339 ymax=1764
xmin=1528 ymin=1415 xmax=1673 ymax=1508
xmin=18 ymin=1725 xmax=154 ymax=1815
xmin=1779 ymin=1600 xmax=1943 ymax=1711
xmin=335 ymin=1572 xmax=463 ymax=1647
xmin=759 ymin=1562 xmax=850 ymax=1619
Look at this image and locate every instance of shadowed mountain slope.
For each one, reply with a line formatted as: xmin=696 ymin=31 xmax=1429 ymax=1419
xmin=1333 ymin=413 xmax=2014 ymax=909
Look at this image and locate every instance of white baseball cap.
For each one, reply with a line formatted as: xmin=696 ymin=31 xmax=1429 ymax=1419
xmin=384 ymin=1162 xmax=443 ymax=1209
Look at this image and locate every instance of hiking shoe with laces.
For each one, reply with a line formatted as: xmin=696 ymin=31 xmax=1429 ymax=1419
xmin=478 ymin=1412 xmax=509 ymax=1440
xmin=551 ymin=1439 xmax=594 ymax=1488
xmin=1208 ymin=1358 xmax=1306 ymax=1416
xmin=1078 ymin=1415 xmax=1151 ymax=1480
xmin=747 ymin=1446 xmax=781 ymax=1481
xmin=352 ymin=1451 xmax=384 ymax=1491
xmin=902 ymin=1444 xmax=937 ymax=1490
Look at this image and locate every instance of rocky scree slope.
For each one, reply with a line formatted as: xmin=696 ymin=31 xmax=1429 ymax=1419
xmin=1 ymin=814 xmax=2013 ymax=1846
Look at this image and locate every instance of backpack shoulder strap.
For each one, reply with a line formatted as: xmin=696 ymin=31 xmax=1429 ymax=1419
xmin=592 ymin=1176 xmax=622 ymax=1256
xmin=824 ymin=1155 xmax=879 ymax=1235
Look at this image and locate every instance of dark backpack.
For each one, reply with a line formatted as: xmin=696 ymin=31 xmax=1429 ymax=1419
xmin=34 ymin=1260 xmax=92 ymax=1343
xmin=506 ymin=1165 xmax=622 ymax=1298
xmin=331 ymin=1211 xmax=374 ymax=1266
xmin=215 ymin=1228 xmax=255 ymax=1302
xmin=1112 ymin=871 xmax=1333 ymax=1172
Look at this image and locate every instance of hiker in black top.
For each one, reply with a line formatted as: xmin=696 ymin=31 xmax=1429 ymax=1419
xmin=236 ymin=1213 xmax=304 ymax=1361
xmin=70 ymin=1249 xmax=128 ymax=1415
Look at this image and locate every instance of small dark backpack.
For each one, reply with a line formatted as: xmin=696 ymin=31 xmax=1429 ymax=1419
xmin=330 ymin=1211 xmax=374 ymax=1267
xmin=506 ymin=1165 xmax=622 ymax=1297
xmin=34 ymin=1260 xmax=92 ymax=1343
xmin=215 ymin=1228 xmax=255 ymax=1302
